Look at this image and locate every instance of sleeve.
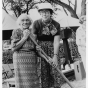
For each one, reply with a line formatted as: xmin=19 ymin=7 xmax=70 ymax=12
xmin=55 ymin=23 xmax=60 ymax=35
xmin=51 ymin=19 xmax=60 ymax=36
xmin=11 ymin=29 xmax=21 ymax=48
xmin=32 ymin=20 xmax=39 ymax=35
xmin=54 ymin=23 xmax=60 ymax=36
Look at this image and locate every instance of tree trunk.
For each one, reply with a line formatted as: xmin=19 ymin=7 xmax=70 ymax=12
xmin=81 ymin=0 xmax=86 ymax=16
xmin=74 ymin=0 xmax=77 ymax=13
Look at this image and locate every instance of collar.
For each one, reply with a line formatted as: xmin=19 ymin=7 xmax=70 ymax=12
xmin=42 ymin=18 xmax=52 ymax=26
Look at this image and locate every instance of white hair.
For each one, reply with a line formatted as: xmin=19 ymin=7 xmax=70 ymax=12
xmin=16 ymin=14 xmax=32 ymax=28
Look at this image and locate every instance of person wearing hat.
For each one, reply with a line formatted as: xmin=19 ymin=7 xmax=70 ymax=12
xmin=32 ymin=3 xmax=62 ymax=88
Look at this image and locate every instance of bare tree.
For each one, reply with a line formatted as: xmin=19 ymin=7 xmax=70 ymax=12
xmin=2 ymin=0 xmax=42 ymax=17
xmin=2 ymin=0 xmax=22 ymax=17
xmin=2 ymin=0 xmax=11 ymax=13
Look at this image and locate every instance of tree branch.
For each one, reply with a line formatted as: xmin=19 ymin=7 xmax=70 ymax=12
xmin=11 ymin=3 xmax=18 ymax=17
xmin=40 ymin=0 xmax=46 ymax=2
xmin=46 ymin=0 xmax=78 ymax=18
xmin=2 ymin=7 xmax=8 ymax=13
xmin=2 ymin=0 xmax=9 ymax=13
xmin=68 ymin=0 xmax=70 ymax=6
xmin=63 ymin=7 xmax=68 ymax=16
xmin=69 ymin=0 xmax=75 ymax=6
xmin=74 ymin=0 xmax=77 ymax=13
xmin=28 ymin=1 xmax=42 ymax=10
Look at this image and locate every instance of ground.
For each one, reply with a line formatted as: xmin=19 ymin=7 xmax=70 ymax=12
xmin=2 ymin=78 xmax=86 ymax=88
xmin=61 ymin=78 xmax=86 ymax=88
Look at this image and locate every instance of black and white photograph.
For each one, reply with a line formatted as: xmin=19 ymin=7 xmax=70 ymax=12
xmin=2 ymin=0 xmax=87 ymax=88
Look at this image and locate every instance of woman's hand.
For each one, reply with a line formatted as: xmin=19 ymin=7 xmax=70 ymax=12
xmin=23 ymin=29 xmax=30 ymax=39
xmin=52 ymin=55 xmax=58 ymax=66
xmin=36 ymin=45 xmax=41 ymax=52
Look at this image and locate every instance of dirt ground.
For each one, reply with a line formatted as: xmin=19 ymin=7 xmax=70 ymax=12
xmin=2 ymin=78 xmax=86 ymax=88
xmin=61 ymin=78 xmax=86 ymax=88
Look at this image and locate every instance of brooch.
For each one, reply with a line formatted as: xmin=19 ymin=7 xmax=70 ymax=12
xmin=50 ymin=25 xmax=57 ymax=35
xmin=42 ymin=26 xmax=50 ymax=35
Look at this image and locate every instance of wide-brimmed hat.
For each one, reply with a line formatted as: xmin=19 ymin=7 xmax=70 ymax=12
xmin=38 ymin=3 xmax=53 ymax=13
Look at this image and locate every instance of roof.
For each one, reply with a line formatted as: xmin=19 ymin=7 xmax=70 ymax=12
xmin=2 ymin=9 xmax=17 ymax=30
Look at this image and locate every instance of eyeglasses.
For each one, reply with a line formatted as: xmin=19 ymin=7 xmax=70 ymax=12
xmin=40 ymin=10 xmax=50 ymax=14
xmin=21 ymin=19 xmax=30 ymax=22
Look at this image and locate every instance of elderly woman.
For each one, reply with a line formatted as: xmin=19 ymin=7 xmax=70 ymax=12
xmin=11 ymin=14 xmax=39 ymax=88
xmin=76 ymin=15 xmax=86 ymax=72
xmin=32 ymin=3 xmax=61 ymax=88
